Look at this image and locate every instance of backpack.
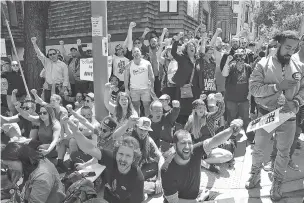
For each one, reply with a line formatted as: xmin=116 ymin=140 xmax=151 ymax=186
xmin=63 ymin=172 xmax=97 ymax=203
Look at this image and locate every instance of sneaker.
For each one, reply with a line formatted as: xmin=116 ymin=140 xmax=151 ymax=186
xmin=288 ymin=160 xmax=300 ymax=171
xmin=209 ymin=164 xmax=220 ymax=174
xmin=263 ymin=160 xmax=274 ymax=172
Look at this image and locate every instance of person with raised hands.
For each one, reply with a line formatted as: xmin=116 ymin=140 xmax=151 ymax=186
xmin=61 ymin=115 xmax=145 ymax=203
xmin=161 ymin=119 xmax=243 ymax=203
xmin=14 ymin=101 xmax=61 ymax=164
xmin=31 ymin=37 xmax=69 ymax=103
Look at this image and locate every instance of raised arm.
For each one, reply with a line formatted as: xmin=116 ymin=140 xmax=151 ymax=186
xmin=64 ymin=116 xmax=102 ymax=160
xmin=127 ymin=22 xmax=136 ymax=51
xmin=112 ymin=116 xmax=137 ymax=140
xmin=59 ymin=40 xmax=70 ymax=62
xmin=104 ymin=83 xmax=116 ymax=114
xmin=31 ymin=89 xmax=48 ymax=106
xmin=209 ymin=28 xmax=222 ymax=47
xmin=171 ymin=34 xmax=184 ymax=63
xmin=11 ymin=89 xmax=18 ymax=104
xmin=1 ymin=114 xmax=20 ymax=124
xmin=31 ymin=37 xmax=47 ymax=66
xmin=148 ymin=62 xmax=155 ymax=89
xmin=221 ymin=55 xmax=233 ymax=77
xmin=15 ymin=102 xmax=40 ymax=123
xmin=165 ymin=100 xmax=180 ymax=125
xmin=66 ymin=105 xmax=95 ymax=132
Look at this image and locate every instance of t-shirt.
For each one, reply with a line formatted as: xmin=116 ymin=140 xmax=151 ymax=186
xmin=129 ymin=59 xmax=151 ymax=90
xmin=225 ymin=63 xmax=252 ymax=102
xmin=98 ymin=149 xmax=144 ymax=203
xmin=112 ymin=55 xmax=130 ymax=82
xmin=201 ymin=59 xmax=216 ymax=92
xmin=161 ymin=146 xmax=206 ymax=201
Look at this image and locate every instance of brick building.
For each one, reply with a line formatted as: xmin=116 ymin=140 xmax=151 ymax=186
xmin=1 ymin=1 xmax=234 ymax=59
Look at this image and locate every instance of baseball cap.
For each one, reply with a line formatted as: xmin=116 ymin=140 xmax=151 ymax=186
xmin=207 ymin=93 xmax=217 ymax=107
xmin=136 ymin=117 xmax=153 ymax=131
xmin=159 ymin=94 xmax=170 ymax=100
xmin=102 ymin=116 xmax=117 ymax=131
xmin=86 ymin=92 xmax=94 ymax=100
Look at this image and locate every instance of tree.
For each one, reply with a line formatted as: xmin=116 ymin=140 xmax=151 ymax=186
xmin=254 ymin=1 xmax=304 ymax=38
xmin=23 ymin=1 xmax=50 ymax=90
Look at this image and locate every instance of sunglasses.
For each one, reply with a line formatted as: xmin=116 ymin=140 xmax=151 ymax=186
xmin=49 ymin=53 xmax=57 ymax=56
xmin=268 ymin=45 xmax=278 ymax=49
xmin=38 ymin=111 xmax=48 ymax=115
xmin=11 ymin=64 xmax=18 ymax=66
xmin=134 ymin=42 xmax=141 ymax=45
xmin=22 ymin=106 xmax=30 ymax=111
xmin=100 ymin=128 xmax=108 ymax=133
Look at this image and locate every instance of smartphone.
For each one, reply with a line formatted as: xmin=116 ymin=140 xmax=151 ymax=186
xmin=85 ymin=172 xmax=96 ymax=177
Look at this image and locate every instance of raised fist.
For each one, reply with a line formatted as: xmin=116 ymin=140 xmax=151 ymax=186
xmin=31 ymin=37 xmax=37 ymax=44
xmin=144 ymin=27 xmax=150 ymax=33
xmin=227 ymin=55 xmax=233 ymax=62
xmin=66 ymin=104 xmax=73 ymax=112
xmin=59 ymin=40 xmax=64 ymax=45
xmin=77 ymin=39 xmax=81 ymax=46
xmin=105 ymin=82 xmax=111 ymax=89
xmin=214 ymin=93 xmax=223 ymax=101
xmin=128 ymin=115 xmax=139 ymax=126
xmin=172 ymin=100 xmax=180 ymax=108
xmin=12 ymin=89 xmax=18 ymax=95
xmin=163 ymin=28 xmax=168 ymax=33
xmin=216 ymin=28 xmax=222 ymax=34
xmin=31 ymin=89 xmax=37 ymax=95
xmin=230 ymin=119 xmax=243 ymax=133
xmin=130 ymin=22 xmax=136 ymax=28
xmin=14 ymin=101 xmax=21 ymax=109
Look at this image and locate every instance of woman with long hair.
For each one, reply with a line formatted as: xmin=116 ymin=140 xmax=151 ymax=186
xmin=104 ymin=83 xmax=138 ymax=126
xmin=1 ymin=142 xmax=65 ymax=203
xmin=14 ymin=102 xmax=61 ymax=162
xmin=171 ymin=33 xmax=201 ymax=125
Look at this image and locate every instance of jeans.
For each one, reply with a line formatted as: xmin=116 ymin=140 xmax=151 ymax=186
xmin=270 ymin=126 xmax=300 ymax=161
xmin=226 ymin=100 xmax=253 ymax=140
xmin=251 ymin=113 xmax=296 ymax=180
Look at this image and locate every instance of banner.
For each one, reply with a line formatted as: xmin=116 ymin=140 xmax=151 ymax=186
xmin=247 ymin=108 xmax=281 ymax=133
xmin=80 ymin=58 xmax=93 ymax=81
xmin=1 ymin=38 xmax=6 ymax=57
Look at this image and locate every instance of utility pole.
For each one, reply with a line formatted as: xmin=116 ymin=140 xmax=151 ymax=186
xmin=91 ymin=1 xmax=108 ymax=121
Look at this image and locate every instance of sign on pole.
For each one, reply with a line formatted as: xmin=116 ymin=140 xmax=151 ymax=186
xmin=80 ymin=58 xmax=94 ymax=81
xmin=91 ymin=16 xmax=103 ymax=37
xmin=1 ymin=38 xmax=7 ymax=57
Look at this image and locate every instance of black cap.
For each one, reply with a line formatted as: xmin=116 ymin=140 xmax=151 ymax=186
xmin=102 ymin=116 xmax=117 ymax=130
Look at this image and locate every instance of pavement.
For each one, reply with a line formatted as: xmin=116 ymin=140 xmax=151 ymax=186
xmin=145 ymin=132 xmax=304 ymax=203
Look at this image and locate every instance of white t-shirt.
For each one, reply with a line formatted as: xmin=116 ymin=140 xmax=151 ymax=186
xmin=112 ymin=55 xmax=129 ymax=82
xmin=129 ymin=59 xmax=151 ymax=90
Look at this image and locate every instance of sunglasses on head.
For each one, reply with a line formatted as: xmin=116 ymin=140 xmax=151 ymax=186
xmin=38 ymin=111 xmax=48 ymax=115
xmin=49 ymin=53 xmax=57 ymax=56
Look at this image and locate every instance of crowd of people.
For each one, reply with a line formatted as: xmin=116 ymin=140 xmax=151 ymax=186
xmin=1 ymin=20 xmax=304 ymax=203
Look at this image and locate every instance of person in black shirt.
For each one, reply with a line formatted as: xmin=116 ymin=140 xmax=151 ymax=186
xmin=161 ymin=119 xmax=243 ymax=203
xmin=62 ymin=116 xmax=145 ymax=203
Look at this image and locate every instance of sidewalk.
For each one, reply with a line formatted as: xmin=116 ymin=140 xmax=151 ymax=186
xmin=146 ymin=132 xmax=304 ymax=203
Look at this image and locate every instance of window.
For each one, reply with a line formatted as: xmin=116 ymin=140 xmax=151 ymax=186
xmin=187 ymin=0 xmax=199 ymax=21
xmin=1 ymin=1 xmax=18 ymax=27
xmin=202 ymin=11 xmax=208 ymax=30
xmin=160 ymin=0 xmax=177 ymax=12
xmin=219 ymin=1 xmax=228 ymax=5
xmin=231 ymin=18 xmax=237 ymax=35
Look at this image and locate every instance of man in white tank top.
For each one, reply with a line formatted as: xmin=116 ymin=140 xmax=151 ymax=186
xmin=125 ymin=47 xmax=155 ymax=116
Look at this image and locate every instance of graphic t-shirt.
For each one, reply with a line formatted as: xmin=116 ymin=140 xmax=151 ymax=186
xmin=225 ymin=63 xmax=252 ymax=102
xmin=161 ymin=146 xmax=206 ymax=201
xmin=202 ymin=59 xmax=216 ymax=92
xmin=113 ymin=55 xmax=129 ymax=82
xmin=98 ymin=149 xmax=145 ymax=203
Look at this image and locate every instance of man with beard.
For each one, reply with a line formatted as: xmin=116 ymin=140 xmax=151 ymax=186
xmin=222 ymin=49 xmax=253 ymax=143
xmin=62 ymin=115 xmax=145 ymax=203
xmin=113 ymin=116 xmax=164 ymax=196
xmin=125 ymin=47 xmax=155 ymax=116
xmin=161 ymin=119 xmax=243 ymax=203
xmin=246 ymin=31 xmax=303 ymax=201
xmin=220 ymin=37 xmax=240 ymax=72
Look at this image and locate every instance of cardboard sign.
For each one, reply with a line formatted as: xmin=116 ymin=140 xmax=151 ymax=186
xmin=91 ymin=16 xmax=103 ymax=37
xmin=80 ymin=58 xmax=93 ymax=81
xmin=264 ymin=111 xmax=295 ymax=133
xmin=247 ymin=108 xmax=281 ymax=133
xmin=1 ymin=38 xmax=6 ymax=57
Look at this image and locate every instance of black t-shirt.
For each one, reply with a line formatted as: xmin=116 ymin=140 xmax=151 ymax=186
xmin=161 ymin=146 xmax=206 ymax=201
xmin=98 ymin=149 xmax=144 ymax=203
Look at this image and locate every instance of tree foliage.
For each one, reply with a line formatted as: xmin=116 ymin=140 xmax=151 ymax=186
xmin=254 ymin=1 xmax=304 ymax=39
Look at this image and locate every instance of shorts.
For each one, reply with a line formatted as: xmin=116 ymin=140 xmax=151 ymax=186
xmin=130 ymin=88 xmax=151 ymax=102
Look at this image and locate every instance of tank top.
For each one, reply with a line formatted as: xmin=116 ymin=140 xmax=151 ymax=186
xmin=38 ymin=121 xmax=53 ymax=144
xmin=129 ymin=59 xmax=150 ymax=89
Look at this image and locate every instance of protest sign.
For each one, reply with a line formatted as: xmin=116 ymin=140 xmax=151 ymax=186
xmin=80 ymin=58 xmax=93 ymax=81
xmin=247 ymin=108 xmax=281 ymax=133
xmin=264 ymin=111 xmax=295 ymax=133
